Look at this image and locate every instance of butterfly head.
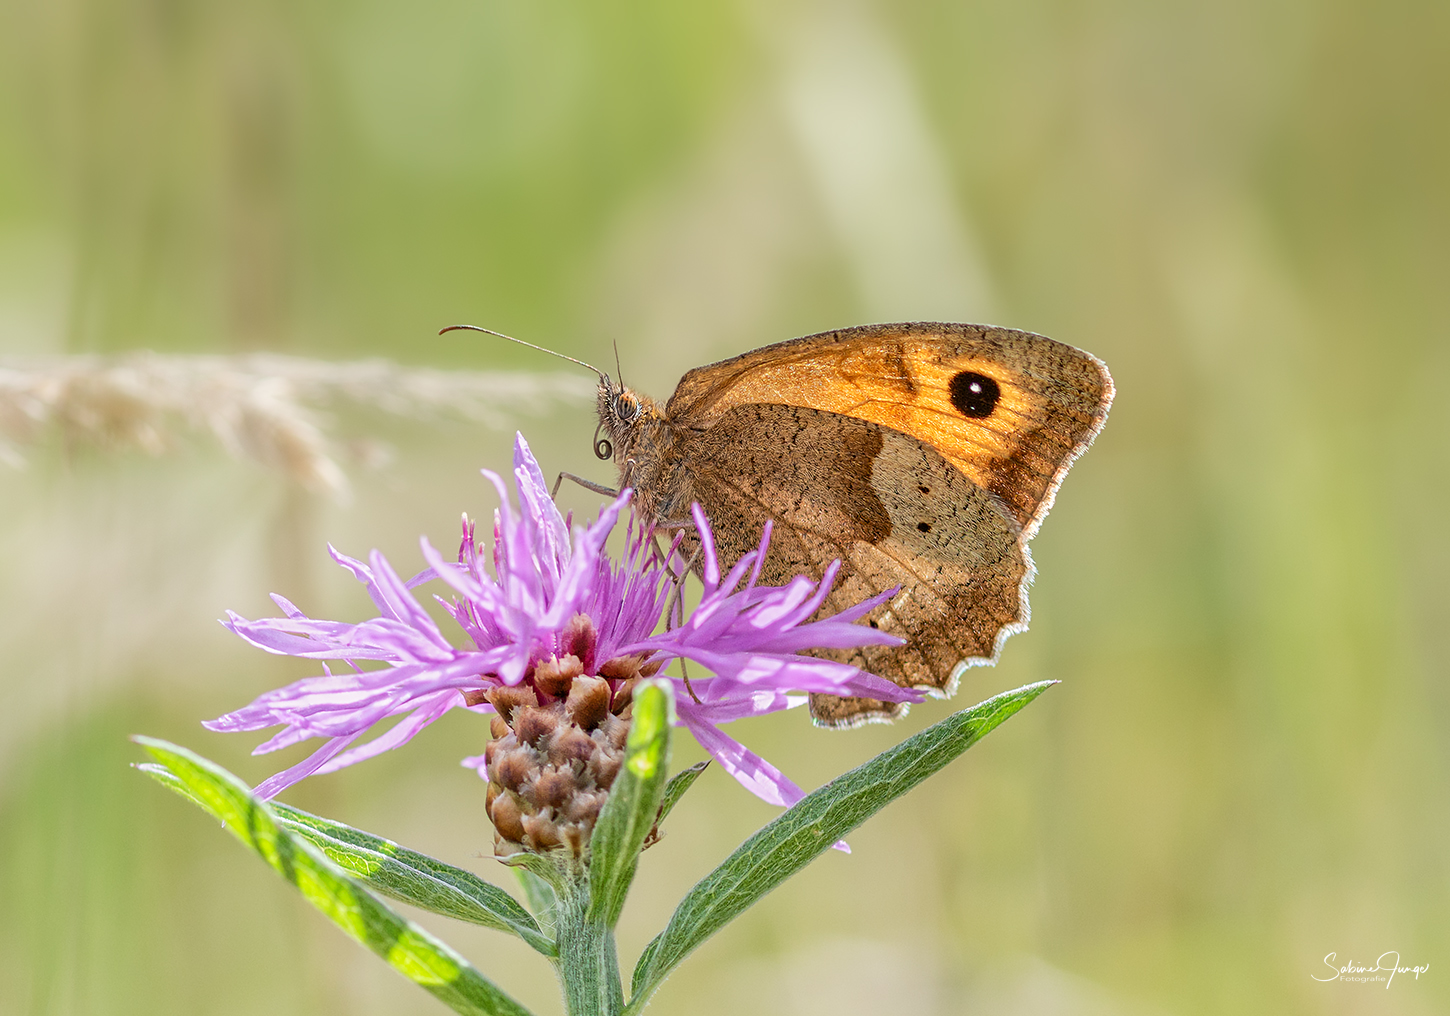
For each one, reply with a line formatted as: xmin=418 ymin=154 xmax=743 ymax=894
xmin=593 ymin=376 xmax=663 ymax=467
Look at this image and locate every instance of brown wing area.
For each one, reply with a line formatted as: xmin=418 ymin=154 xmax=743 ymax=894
xmin=680 ymin=403 xmax=1028 ymax=728
xmin=667 ymin=322 xmax=1114 ymax=537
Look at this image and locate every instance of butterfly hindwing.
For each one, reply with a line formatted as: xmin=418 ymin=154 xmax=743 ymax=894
xmin=680 ymin=404 xmax=1028 ymax=726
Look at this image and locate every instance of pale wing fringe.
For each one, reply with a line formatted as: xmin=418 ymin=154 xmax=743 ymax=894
xmin=0 ymin=352 xmax=593 ymax=495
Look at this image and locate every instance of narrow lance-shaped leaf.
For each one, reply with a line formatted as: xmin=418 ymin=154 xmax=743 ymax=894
xmin=628 ymin=681 xmax=1055 ymax=1012
xmin=135 ymin=738 xmax=537 ymax=1016
xmin=497 ymin=849 xmax=574 ymax=897
xmin=587 ymin=679 xmax=672 ymax=928
xmin=514 ymin=867 xmax=559 ymax=931
xmin=657 ymin=761 xmax=709 ymax=828
xmin=143 ymin=764 xmax=553 ymax=954
xmin=274 ymin=803 xmax=556 ymax=956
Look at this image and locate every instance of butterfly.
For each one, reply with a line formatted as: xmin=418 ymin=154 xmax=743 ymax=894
xmin=454 ymin=321 xmax=1113 ymax=727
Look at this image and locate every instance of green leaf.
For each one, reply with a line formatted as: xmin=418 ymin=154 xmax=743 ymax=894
xmin=135 ymin=738 xmax=537 ymax=1016
xmin=274 ymin=803 xmax=556 ymax=956
xmin=627 ymin=681 xmax=1055 ymax=1011
xmin=497 ymin=848 xmax=576 ymax=896
xmin=141 ymin=764 xmax=554 ymax=954
xmin=586 ymin=679 xmax=672 ymax=928
xmin=514 ymin=867 xmax=559 ymax=930
xmin=657 ymin=761 xmax=709 ymax=827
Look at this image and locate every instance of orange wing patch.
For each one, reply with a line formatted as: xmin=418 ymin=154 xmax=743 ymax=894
xmin=666 ymin=323 xmax=1111 ymax=532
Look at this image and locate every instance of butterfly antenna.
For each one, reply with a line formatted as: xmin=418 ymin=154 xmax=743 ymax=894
xmin=613 ymin=339 xmax=624 ymax=389
xmin=440 ymin=324 xmax=609 ymax=385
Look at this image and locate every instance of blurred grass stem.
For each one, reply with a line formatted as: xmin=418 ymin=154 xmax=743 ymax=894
xmin=0 ymin=353 xmax=593 ymax=497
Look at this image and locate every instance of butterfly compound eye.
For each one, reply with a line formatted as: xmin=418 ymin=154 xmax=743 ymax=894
xmin=614 ymin=393 xmax=640 ymax=422
xmin=949 ymin=371 xmax=1000 ymax=418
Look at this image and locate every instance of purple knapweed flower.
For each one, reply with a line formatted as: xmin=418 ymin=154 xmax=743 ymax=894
xmin=209 ymin=433 xmax=920 ymax=850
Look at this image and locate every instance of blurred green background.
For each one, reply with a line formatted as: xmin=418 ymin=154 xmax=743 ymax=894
xmin=1 ymin=0 xmax=1447 ymax=1014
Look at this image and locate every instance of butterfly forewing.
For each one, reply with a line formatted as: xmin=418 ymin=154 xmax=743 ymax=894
xmin=668 ymin=322 xmax=1112 ymax=535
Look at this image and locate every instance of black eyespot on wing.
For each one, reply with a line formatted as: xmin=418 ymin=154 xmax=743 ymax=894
xmin=949 ymin=371 xmax=999 ymax=418
xmin=917 ymin=521 xmax=932 ymax=533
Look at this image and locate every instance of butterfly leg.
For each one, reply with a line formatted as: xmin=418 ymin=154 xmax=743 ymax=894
xmin=677 ymin=658 xmax=701 ymax=705
xmin=661 ymin=547 xmax=701 ymax=627
xmin=662 ymin=546 xmax=704 ymax=705
xmin=551 ymin=471 xmax=619 ymax=500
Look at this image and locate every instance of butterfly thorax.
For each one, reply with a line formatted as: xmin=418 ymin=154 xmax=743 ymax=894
xmin=597 ymin=383 xmax=696 ymax=527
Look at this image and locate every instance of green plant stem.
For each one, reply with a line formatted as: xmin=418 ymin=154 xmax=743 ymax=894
xmin=553 ymin=870 xmax=623 ymax=1016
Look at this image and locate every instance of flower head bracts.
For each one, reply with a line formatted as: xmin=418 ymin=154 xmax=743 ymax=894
xmin=209 ymin=433 xmax=922 ymax=811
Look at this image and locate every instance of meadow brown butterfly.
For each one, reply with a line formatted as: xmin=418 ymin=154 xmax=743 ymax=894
xmin=585 ymin=321 xmax=1115 ymax=727
xmin=450 ymin=321 xmax=1113 ymax=727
